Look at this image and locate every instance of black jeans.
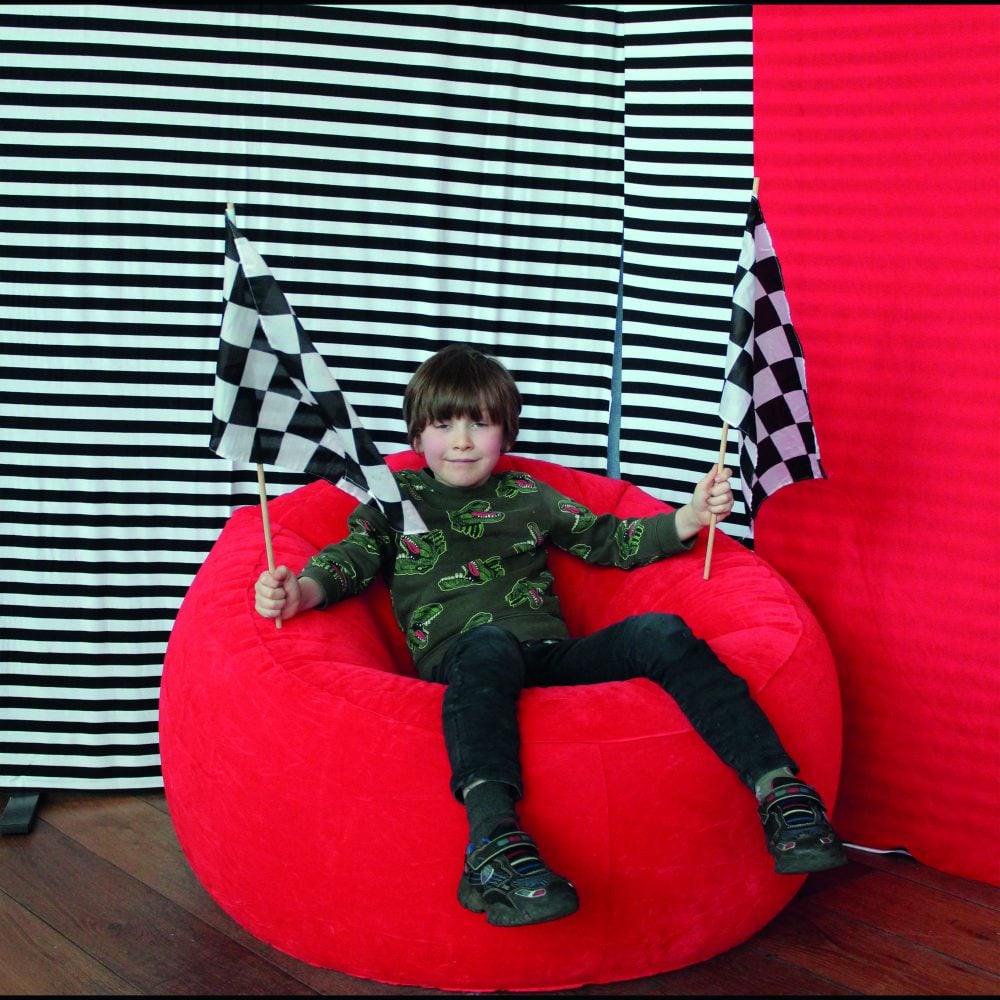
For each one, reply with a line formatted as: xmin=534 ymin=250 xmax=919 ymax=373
xmin=427 ymin=614 xmax=797 ymax=802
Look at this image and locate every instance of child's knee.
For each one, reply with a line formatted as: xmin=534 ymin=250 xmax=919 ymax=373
xmin=446 ymin=625 xmax=525 ymax=687
xmin=613 ymin=614 xmax=705 ymax=675
xmin=623 ymin=612 xmax=694 ymax=644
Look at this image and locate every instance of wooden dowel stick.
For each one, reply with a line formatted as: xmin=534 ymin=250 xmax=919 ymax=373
xmin=257 ymin=463 xmax=282 ymax=629
xmin=704 ymin=178 xmax=758 ymax=582
xmin=703 ymin=422 xmax=729 ymax=581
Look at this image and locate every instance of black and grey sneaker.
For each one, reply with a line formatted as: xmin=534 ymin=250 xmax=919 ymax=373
xmin=458 ymin=828 xmax=579 ymax=927
xmin=758 ymin=777 xmax=848 ymax=874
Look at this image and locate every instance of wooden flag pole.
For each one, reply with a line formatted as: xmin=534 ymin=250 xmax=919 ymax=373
xmin=703 ymin=424 xmax=729 ymax=581
xmin=228 ymin=200 xmax=280 ymax=629
xmin=704 ymin=177 xmax=759 ymax=582
xmin=257 ymin=463 xmax=282 ymax=629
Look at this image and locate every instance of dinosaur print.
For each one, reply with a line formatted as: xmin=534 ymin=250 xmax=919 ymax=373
xmin=461 ymin=611 xmax=494 ymax=633
xmin=512 ymin=521 xmax=544 ymax=554
xmin=557 ymin=499 xmax=597 ymax=533
xmin=346 ymin=517 xmax=389 ymax=555
xmin=308 ymin=553 xmax=357 ymax=595
xmin=396 ymin=469 xmax=429 ymax=498
xmin=407 ymin=602 xmax=444 ymax=651
xmin=615 ymin=519 xmax=645 ymax=560
xmin=449 ymin=500 xmax=505 ymax=540
xmin=495 ymin=471 xmax=538 ymax=499
xmin=505 ymin=572 xmax=553 ymax=610
xmin=437 ymin=555 xmax=505 ymax=591
xmin=395 ymin=529 xmax=447 ymax=576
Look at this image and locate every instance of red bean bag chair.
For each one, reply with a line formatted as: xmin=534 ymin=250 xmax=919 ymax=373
xmin=159 ymin=451 xmax=842 ymax=993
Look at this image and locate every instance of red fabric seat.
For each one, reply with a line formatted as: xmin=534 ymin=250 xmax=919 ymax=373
xmin=160 ymin=452 xmax=842 ymax=992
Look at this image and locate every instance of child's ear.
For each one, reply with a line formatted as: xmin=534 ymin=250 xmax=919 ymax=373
xmin=412 ymin=435 xmax=423 ymax=455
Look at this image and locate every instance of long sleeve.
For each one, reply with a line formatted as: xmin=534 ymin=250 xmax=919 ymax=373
xmin=298 ymin=505 xmax=393 ymax=609
xmin=540 ymin=482 xmax=695 ymax=569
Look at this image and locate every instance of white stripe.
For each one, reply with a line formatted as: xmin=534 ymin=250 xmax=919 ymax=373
xmin=4 ymin=535 xmax=224 ymax=554
xmin=0 ymin=706 xmax=160 ymax=723
xmin=2 ymin=684 xmax=160 ymax=702
xmin=1 ymin=639 xmax=169 ymax=655
xmin=0 ymin=752 xmax=162 ymax=769
xmin=2 ymin=614 xmax=178 ymax=632
xmin=4 ymin=661 xmax=163 ymax=690
xmin=0 ymin=775 xmax=165 ymax=790
xmin=2 ymin=728 xmax=161 ymax=745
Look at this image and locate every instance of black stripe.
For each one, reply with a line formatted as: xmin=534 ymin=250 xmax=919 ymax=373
xmin=0 ymin=764 xmax=164 ymax=781
xmin=4 ymin=559 xmax=214 ymax=578
xmin=4 ymin=68 xmax=622 ymax=119
xmin=1 ymin=674 xmax=163 ymax=691
xmin=1 ymin=718 xmax=159 ymax=734
xmin=0 ymin=741 xmax=160 ymax=757
xmin=0 ymin=695 xmax=161 ymax=711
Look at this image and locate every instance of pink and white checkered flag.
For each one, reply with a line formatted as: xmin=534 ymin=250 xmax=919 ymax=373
xmin=719 ymin=193 xmax=825 ymax=523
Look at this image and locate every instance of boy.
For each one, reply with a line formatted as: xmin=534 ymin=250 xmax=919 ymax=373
xmin=255 ymin=343 xmax=846 ymax=928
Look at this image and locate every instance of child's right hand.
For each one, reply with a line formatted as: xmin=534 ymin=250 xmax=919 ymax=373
xmin=254 ymin=565 xmax=302 ymax=622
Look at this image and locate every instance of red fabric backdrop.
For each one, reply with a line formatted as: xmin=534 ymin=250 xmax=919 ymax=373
xmin=753 ymin=5 xmax=1000 ymax=885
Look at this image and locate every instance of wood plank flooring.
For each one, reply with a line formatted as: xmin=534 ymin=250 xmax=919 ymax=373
xmin=1 ymin=791 xmax=996 ymax=995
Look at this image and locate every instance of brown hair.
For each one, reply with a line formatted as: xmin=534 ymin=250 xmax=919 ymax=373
xmin=403 ymin=343 xmax=521 ymax=450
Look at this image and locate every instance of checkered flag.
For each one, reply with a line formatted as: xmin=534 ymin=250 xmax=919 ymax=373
xmin=210 ymin=212 xmax=427 ymax=535
xmin=719 ymin=195 xmax=825 ymax=523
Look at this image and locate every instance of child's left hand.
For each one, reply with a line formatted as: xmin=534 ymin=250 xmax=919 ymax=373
xmin=675 ymin=465 xmax=734 ymax=539
xmin=692 ymin=465 xmax=734 ymax=526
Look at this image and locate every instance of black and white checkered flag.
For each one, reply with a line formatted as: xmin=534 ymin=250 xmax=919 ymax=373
xmin=210 ymin=213 xmax=427 ymax=535
xmin=719 ymin=195 xmax=825 ymax=522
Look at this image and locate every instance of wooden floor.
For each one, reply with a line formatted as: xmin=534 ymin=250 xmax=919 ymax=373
xmin=0 ymin=791 xmax=996 ymax=996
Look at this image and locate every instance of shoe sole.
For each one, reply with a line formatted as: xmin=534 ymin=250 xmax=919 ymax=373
xmin=773 ymin=842 xmax=848 ymax=875
xmin=458 ymin=879 xmax=579 ymax=927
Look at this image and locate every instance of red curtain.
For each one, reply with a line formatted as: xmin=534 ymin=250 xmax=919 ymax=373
xmin=753 ymin=4 xmax=1000 ymax=885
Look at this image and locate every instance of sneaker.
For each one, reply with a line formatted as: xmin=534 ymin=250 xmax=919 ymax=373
xmin=758 ymin=777 xmax=848 ymax=874
xmin=458 ymin=828 xmax=579 ymax=927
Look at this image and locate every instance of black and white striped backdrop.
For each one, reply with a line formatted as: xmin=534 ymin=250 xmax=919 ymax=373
xmin=1 ymin=3 xmax=752 ymax=790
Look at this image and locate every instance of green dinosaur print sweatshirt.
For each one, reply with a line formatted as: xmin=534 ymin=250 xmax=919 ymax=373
xmin=299 ymin=468 xmax=693 ymax=679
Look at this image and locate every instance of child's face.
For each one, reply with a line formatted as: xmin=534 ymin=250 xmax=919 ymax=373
xmin=413 ymin=414 xmax=506 ymax=489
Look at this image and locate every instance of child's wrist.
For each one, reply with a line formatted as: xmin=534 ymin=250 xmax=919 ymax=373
xmin=674 ymin=504 xmax=702 ymax=541
xmin=291 ymin=574 xmax=324 ymax=614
